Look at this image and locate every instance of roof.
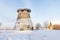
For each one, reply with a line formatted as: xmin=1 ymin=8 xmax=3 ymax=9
xmin=17 ymin=8 xmax=31 ymax=12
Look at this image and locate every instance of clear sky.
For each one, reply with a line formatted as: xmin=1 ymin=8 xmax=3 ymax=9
xmin=0 ymin=0 xmax=60 ymax=27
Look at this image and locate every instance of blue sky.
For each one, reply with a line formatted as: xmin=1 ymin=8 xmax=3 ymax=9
xmin=0 ymin=0 xmax=60 ymax=27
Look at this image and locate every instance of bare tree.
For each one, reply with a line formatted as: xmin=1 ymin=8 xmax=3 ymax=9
xmin=44 ymin=21 xmax=49 ymax=29
xmin=0 ymin=22 xmax=2 ymax=27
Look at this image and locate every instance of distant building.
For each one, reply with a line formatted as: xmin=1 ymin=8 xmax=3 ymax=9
xmin=48 ymin=21 xmax=60 ymax=30
xmin=48 ymin=21 xmax=53 ymax=30
xmin=52 ymin=24 xmax=60 ymax=30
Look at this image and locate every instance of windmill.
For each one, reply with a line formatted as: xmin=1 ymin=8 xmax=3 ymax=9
xmin=14 ymin=8 xmax=33 ymax=31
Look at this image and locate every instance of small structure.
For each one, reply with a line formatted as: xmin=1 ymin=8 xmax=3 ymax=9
xmin=14 ymin=8 xmax=33 ymax=31
xmin=48 ymin=21 xmax=53 ymax=30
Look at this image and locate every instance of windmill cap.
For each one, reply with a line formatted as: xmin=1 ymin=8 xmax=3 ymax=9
xmin=17 ymin=8 xmax=31 ymax=12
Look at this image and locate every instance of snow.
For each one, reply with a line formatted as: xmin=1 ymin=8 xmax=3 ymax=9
xmin=0 ymin=30 xmax=60 ymax=40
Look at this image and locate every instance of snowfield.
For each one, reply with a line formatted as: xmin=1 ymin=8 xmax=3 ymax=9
xmin=0 ymin=30 xmax=60 ymax=40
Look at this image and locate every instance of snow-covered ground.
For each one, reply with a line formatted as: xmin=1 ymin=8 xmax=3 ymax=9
xmin=0 ymin=30 xmax=60 ymax=40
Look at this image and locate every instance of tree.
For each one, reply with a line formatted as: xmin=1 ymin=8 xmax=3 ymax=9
xmin=0 ymin=22 xmax=2 ymax=27
xmin=35 ymin=23 xmax=41 ymax=30
xmin=44 ymin=21 xmax=49 ymax=29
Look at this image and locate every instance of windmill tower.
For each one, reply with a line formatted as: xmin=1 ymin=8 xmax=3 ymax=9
xmin=15 ymin=8 xmax=33 ymax=31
